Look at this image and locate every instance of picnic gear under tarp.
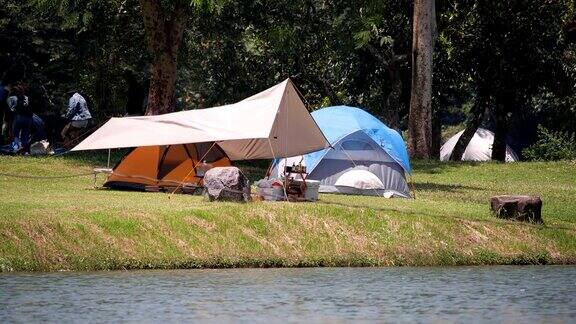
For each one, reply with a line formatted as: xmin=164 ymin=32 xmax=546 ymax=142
xmin=440 ymin=128 xmax=519 ymax=162
xmin=272 ymin=106 xmax=412 ymax=198
xmin=72 ymin=79 xmax=329 ymax=160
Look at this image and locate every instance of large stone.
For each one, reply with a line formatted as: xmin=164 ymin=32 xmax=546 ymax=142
xmin=490 ymin=195 xmax=542 ymax=223
xmin=203 ymin=167 xmax=250 ymax=202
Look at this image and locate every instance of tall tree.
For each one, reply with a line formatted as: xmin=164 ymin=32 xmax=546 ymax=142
xmin=139 ymin=0 xmax=190 ymax=115
xmin=438 ymin=0 xmax=572 ymax=161
xmin=444 ymin=1 xmax=493 ymax=162
xmin=408 ymin=0 xmax=436 ymax=159
xmin=351 ymin=0 xmax=411 ymax=130
xmin=484 ymin=0 xmax=568 ymax=161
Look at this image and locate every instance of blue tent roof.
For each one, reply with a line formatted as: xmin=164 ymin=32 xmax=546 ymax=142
xmin=304 ymin=106 xmax=411 ymax=174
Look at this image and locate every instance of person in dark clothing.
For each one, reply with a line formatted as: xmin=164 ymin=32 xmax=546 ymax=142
xmin=31 ymin=114 xmax=47 ymax=143
xmin=7 ymin=85 xmax=32 ymax=153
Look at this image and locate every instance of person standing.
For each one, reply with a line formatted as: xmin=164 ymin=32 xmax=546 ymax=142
xmin=7 ymin=85 xmax=32 ymax=153
xmin=31 ymin=113 xmax=47 ymax=144
xmin=61 ymin=91 xmax=92 ymax=143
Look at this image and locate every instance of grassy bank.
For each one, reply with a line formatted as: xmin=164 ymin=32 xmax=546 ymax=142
xmin=0 ymin=153 xmax=575 ymax=272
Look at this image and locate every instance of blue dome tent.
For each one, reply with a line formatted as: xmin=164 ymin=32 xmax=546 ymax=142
xmin=273 ymin=106 xmax=412 ymax=198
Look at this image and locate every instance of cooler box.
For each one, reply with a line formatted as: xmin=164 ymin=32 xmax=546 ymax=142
xmin=293 ymin=179 xmax=320 ymax=201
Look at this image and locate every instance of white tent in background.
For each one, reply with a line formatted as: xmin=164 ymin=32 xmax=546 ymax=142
xmin=72 ymin=79 xmax=329 ymax=160
xmin=440 ymin=128 xmax=519 ymax=162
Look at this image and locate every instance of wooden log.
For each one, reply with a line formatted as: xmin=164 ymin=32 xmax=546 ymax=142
xmin=490 ymin=195 xmax=542 ymax=223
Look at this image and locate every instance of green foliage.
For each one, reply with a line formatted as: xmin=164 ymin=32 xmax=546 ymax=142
xmin=435 ymin=0 xmax=576 ymax=156
xmin=1 ymin=0 xmax=575 ymax=151
xmin=179 ymin=0 xmax=412 ymax=127
xmin=523 ymin=126 xmax=576 ymax=161
xmin=0 ymin=0 xmax=150 ymax=119
xmin=437 ymin=0 xmax=573 ymax=107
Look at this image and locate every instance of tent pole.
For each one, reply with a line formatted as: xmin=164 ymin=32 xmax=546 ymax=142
xmin=169 ymin=142 xmax=217 ymax=197
xmin=268 ymin=138 xmax=289 ymax=202
xmin=107 ymin=149 xmax=111 ymax=168
xmin=408 ymin=175 xmax=417 ymax=199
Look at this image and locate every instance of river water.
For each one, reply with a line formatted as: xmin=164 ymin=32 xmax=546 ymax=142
xmin=1 ymin=266 xmax=575 ymax=322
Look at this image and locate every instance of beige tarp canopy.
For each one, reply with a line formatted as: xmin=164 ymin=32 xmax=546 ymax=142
xmin=72 ymin=79 xmax=329 ymax=160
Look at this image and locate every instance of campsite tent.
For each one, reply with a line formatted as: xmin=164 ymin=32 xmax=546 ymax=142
xmin=73 ymin=79 xmax=330 ymax=191
xmin=440 ymin=128 xmax=519 ymax=162
xmin=272 ymin=106 xmax=412 ymax=198
xmin=105 ymin=143 xmax=231 ymax=191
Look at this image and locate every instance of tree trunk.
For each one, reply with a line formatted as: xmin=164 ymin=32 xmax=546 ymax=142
xmin=140 ymin=0 xmax=188 ymax=115
xmin=408 ymin=0 xmax=436 ymax=159
xmin=450 ymin=93 xmax=489 ymax=161
xmin=148 ymin=52 xmax=181 ymax=115
xmin=492 ymin=103 xmax=508 ymax=161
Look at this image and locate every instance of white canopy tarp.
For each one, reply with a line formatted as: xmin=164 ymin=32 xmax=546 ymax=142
xmin=440 ymin=128 xmax=519 ymax=162
xmin=72 ymin=79 xmax=329 ymax=160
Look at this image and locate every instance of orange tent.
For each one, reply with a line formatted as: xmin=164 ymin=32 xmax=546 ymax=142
xmin=105 ymin=142 xmax=231 ymax=192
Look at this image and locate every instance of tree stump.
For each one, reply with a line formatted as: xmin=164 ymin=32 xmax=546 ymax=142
xmin=490 ymin=195 xmax=542 ymax=223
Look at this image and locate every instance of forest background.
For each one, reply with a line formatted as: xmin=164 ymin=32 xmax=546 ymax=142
xmin=1 ymin=0 xmax=575 ymax=160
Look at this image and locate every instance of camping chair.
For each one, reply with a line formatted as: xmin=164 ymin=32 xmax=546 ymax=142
xmin=92 ymin=167 xmax=113 ymax=187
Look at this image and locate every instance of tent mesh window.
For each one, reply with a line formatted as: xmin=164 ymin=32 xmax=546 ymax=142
xmin=340 ymin=140 xmax=375 ymax=151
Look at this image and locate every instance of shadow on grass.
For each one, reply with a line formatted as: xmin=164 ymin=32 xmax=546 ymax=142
xmin=413 ymin=182 xmax=484 ymax=192
xmin=59 ymin=149 xmax=129 ymax=167
xmin=411 ymin=159 xmax=486 ymax=174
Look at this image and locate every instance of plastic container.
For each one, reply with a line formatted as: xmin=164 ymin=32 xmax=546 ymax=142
xmin=257 ymin=187 xmax=285 ymax=201
xmin=293 ymin=179 xmax=320 ymax=201
xmin=256 ymin=179 xmax=285 ymax=201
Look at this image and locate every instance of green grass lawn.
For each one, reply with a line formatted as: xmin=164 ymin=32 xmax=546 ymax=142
xmin=0 ymin=153 xmax=575 ymax=271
